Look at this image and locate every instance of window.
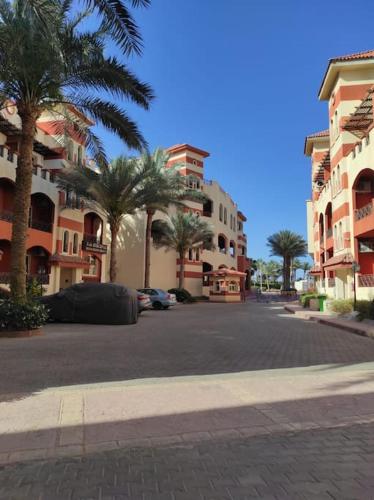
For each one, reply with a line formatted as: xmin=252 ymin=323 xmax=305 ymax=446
xmin=196 ymin=248 xmax=200 ymax=261
xmin=334 ymin=225 xmax=337 ymax=247
xmin=187 ymin=175 xmax=200 ymax=190
xmin=352 ymin=148 xmax=356 ymax=159
xmin=233 ymin=217 xmax=236 ymax=231
xmin=73 ymin=233 xmax=78 ymax=254
xmin=366 ymin=135 xmax=370 ymax=146
xmin=219 ymin=204 xmax=223 ymax=222
xmin=188 ymin=248 xmax=193 ymax=261
xmin=218 ymin=235 xmax=227 ymax=253
xmin=358 ymin=142 xmax=362 ymax=153
xmin=332 ymin=171 xmax=336 ymax=194
xmin=214 ymin=281 xmax=220 ymax=292
xmin=77 ymin=146 xmax=83 ymax=167
xmin=339 ymin=222 xmax=343 ymax=249
xmin=229 ymin=241 xmax=235 ymax=257
xmin=334 ymin=110 xmax=338 ymax=138
xmin=87 ymin=256 xmax=97 ymax=276
xmin=337 ymin=165 xmax=341 ymax=191
xmin=229 ymin=281 xmax=237 ymax=292
xmin=63 ymin=230 xmax=69 ymax=253
xmin=67 ymin=140 xmax=74 ymax=162
xmin=238 ymin=221 xmax=243 ymax=232
xmin=224 ymin=208 xmax=227 ymax=225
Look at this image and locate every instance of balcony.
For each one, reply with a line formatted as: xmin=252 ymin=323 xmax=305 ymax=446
xmin=29 ymin=218 xmax=53 ymax=233
xmin=82 ymin=234 xmax=107 ymax=254
xmin=354 ymin=200 xmax=374 ymax=237
xmin=358 ymin=274 xmax=374 ymax=287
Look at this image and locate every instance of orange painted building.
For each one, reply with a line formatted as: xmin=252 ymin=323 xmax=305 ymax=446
xmin=0 ymin=105 xmax=108 ymax=293
xmin=305 ymin=49 xmax=374 ymax=299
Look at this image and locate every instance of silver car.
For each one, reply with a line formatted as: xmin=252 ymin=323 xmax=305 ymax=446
xmin=137 ymin=288 xmax=177 ymax=310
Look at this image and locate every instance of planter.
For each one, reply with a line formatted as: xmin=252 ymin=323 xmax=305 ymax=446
xmin=0 ymin=328 xmax=43 ymax=338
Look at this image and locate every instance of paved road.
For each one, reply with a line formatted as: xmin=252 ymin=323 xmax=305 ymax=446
xmin=1 ymin=301 xmax=374 ymax=499
xmin=1 ymin=301 xmax=374 ymax=399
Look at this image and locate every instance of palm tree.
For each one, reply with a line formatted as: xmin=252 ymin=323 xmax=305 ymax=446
xmin=266 ymin=260 xmax=281 ymax=288
xmin=267 ymin=230 xmax=307 ymax=290
xmin=29 ymin=0 xmax=151 ymax=56
xmin=301 ymin=261 xmax=311 ymax=279
xmin=291 ymin=257 xmax=303 ymax=286
xmin=0 ymin=1 xmax=153 ymax=301
xmin=140 ymin=149 xmax=206 ymax=288
xmin=151 ymin=212 xmax=215 ymax=289
xmin=58 ymin=156 xmax=161 ymax=283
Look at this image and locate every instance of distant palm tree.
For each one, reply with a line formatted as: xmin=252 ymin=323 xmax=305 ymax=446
xmin=266 ymin=260 xmax=282 ymax=287
xmin=291 ymin=257 xmax=303 ymax=285
xmin=140 ymin=149 xmax=206 ymax=288
xmin=0 ymin=1 xmax=153 ymax=300
xmin=267 ymin=230 xmax=307 ymax=290
xmin=58 ymin=156 xmax=158 ymax=283
xmin=151 ymin=213 xmax=215 ymax=289
xmin=301 ymin=261 xmax=312 ymax=279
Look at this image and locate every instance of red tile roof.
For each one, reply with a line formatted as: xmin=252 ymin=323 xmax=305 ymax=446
xmin=330 ymin=49 xmax=374 ymax=63
xmin=307 ymin=129 xmax=329 ymax=138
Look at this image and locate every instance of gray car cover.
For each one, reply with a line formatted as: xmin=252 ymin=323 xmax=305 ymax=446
xmin=41 ymin=282 xmax=138 ymax=325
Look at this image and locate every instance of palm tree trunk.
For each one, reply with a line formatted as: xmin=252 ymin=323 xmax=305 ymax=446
xmin=144 ymin=209 xmax=155 ymax=287
xmin=10 ymin=109 xmax=39 ymax=302
xmin=284 ymin=256 xmax=291 ymax=290
xmin=178 ymin=252 xmax=185 ymax=289
xmin=109 ymin=223 xmax=119 ymax=283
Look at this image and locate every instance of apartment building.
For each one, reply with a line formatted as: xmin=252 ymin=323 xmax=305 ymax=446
xmin=116 ymin=144 xmax=250 ymax=295
xmin=0 ymin=103 xmax=108 ymax=293
xmin=305 ymin=50 xmax=374 ymax=300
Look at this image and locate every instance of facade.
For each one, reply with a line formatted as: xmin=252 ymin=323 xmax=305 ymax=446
xmin=305 ymin=49 xmax=374 ymax=300
xmin=0 ymin=104 xmax=108 ymax=293
xmin=116 ymin=144 xmax=250 ymax=295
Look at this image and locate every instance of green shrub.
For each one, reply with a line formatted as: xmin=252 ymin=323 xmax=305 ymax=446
xmin=329 ymin=299 xmax=353 ymax=315
xmin=168 ymin=288 xmax=194 ymax=303
xmin=0 ymin=299 xmax=48 ymax=331
xmin=26 ymin=278 xmax=46 ymax=298
xmin=192 ymin=295 xmax=209 ymax=301
xmin=355 ymin=300 xmax=374 ymax=320
xmin=300 ymin=293 xmax=326 ymax=308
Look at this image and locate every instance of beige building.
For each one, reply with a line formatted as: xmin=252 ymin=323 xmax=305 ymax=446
xmin=305 ymin=49 xmax=374 ymax=300
xmin=116 ymin=144 xmax=250 ymax=295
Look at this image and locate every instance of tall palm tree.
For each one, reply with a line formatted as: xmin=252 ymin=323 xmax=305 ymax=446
xmin=267 ymin=230 xmax=307 ymax=290
xmin=151 ymin=212 xmax=215 ymax=289
xmin=140 ymin=149 xmax=206 ymax=288
xmin=58 ymin=156 xmax=162 ymax=283
xmin=0 ymin=1 xmax=153 ymax=301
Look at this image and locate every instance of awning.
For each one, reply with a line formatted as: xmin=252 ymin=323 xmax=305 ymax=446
xmin=343 ymin=87 xmax=374 ymax=139
xmin=49 ymin=254 xmax=90 ymax=268
xmin=309 ymin=265 xmax=322 ymax=275
xmin=323 ymin=252 xmax=354 ymax=270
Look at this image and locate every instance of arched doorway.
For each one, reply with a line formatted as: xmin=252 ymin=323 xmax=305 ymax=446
xmin=0 ymin=240 xmax=11 ymax=284
xmin=26 ymin=246 xmax=50 ymax=284
xmin=84 ymin=212 xmax=103 ymax=244
xmin=0 ymin=178 xmax=15 ymax=221
xmin=202 ymin=262 xmax=213 ymax=286
xmin=30 ymin=193 xmax=54 ymax=232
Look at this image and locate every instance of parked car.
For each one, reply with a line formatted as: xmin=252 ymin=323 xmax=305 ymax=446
xmin=137 ymin=291 xmax=152 ymax=313
xmin=40 ymin=283 xmax=138 ymax=324
xmin=137 ymin=288 xmax=177 ymax=310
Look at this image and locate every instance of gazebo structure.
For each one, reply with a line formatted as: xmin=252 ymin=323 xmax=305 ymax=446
xmin=204 ymin=266 xmax=246 ymax=303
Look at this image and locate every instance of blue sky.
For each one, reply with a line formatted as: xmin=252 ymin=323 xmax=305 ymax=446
xmin=88 ymin=0 xmax=374 ymax=260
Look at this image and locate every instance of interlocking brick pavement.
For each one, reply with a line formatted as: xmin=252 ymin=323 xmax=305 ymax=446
xmin=0 ymin=423 xmax=374 ymax=499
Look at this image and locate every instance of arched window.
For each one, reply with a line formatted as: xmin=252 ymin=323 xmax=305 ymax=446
xmin=229 ymin=241 xmax=235 ymax=257
xmin=339 ymin=222 xmax=343 ymax=249
xmin=187 ymin=175 xmax=200 ymax=190
xmin=333 ymin=225 xmax=337 ymax=247
xmin=63 ymin=230 xmax=69 ymax=253
xmin=188 ymin=248 xmax=193 ymax=261
xmin=73 ymin=233 xmax=78 ymax=254
xmin=219 ymin=204 xmax=223 ymax=222
xmin=67 ymin=140 xmax=74 ymax=162
xmin=77 ymin=146 xmax=83 ymax=167
xmin=224 ymin=208 xmax=227 ymax=225
xmin=196 ymin=248 xmax=200 ymax=261
xmin=218 ymin=234 xmax=227 ymax=254
xmin=332 ymin=171 xmax=336 ymax=194
xmin=233 ymin=217 xmax=236 ymax=231
xmin=230 ymin=214 xmax=233 ymax=229
xmin=337 ymin=165 xmax=341 ymax=191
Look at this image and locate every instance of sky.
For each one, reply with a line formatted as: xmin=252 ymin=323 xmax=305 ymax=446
xmin=86 ymin=0 xmax=374 ymax=260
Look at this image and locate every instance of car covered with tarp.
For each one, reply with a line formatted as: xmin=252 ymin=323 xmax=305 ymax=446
xmin=40 ymin=283 xmax=138 ymax=324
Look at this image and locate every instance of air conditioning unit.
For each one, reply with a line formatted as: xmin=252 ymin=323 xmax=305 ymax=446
xmin=357 ymin=180 xmax=371 ymax=192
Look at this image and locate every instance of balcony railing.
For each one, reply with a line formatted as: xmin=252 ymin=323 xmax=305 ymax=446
xmin=82 ymin=234 xmax=107 ymax=254
xmin=355 ymin=202 xmax=373 ymax=221
xmin=358 ymin=274 xmax=374 ymax=287
xmin=0 ymin=209 xmax=14 ymax=223
xmin=29 ymin=218 xmax=53 ymax=233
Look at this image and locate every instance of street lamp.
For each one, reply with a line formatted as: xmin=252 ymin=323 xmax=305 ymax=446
xmin=352 ymin=261 xmax=360 ymax=310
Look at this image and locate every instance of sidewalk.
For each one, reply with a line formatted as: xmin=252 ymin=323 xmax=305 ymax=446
xmin=284 ymin=304 xmax=374 ymax=339
xmin=1 ymin=363 xmax=374 ymax=466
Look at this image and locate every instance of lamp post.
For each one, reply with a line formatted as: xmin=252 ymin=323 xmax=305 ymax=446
xmin=352 ymin=261 xmax=360 ymax=310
